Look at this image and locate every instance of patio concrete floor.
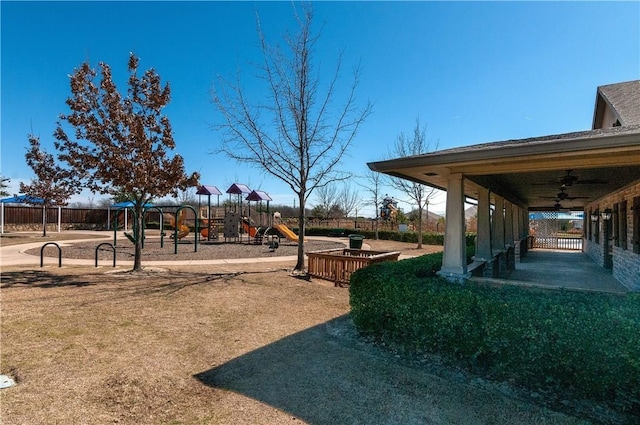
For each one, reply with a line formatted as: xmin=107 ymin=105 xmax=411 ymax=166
xmin=470 ymin=249 xmax=629 ymax=294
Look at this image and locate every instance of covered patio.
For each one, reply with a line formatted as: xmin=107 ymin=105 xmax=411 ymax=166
xmin=368 ymin=81 xmax=640 ymax=290
xmin=470 ymin=249 xmax=629 ymax=294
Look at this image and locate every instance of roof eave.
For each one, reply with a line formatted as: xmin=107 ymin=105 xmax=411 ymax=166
xmin=368 ymin=129 xmax=640 ymax=173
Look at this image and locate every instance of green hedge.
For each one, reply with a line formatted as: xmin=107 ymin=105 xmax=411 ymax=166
xmin=304 ymin=227 xmax=476 ymax=246
xmin=349 ymin=253 xmax=640 ymax=417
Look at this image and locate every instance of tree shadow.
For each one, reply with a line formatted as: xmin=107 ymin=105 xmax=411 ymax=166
xmin=193 ymin=315 xmax=563 ymax=425
xmin=0 ymin=270 xmax=94 ymax=288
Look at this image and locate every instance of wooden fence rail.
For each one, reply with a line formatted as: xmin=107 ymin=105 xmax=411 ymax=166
xmin=307 ymin=248 xmax=401 ymax=286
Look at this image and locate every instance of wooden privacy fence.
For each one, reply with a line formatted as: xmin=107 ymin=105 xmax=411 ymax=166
xmin=1 ymin=205 xmax=109 ymax=229
xmin=307 ymin=248 xmax=401 ymax=286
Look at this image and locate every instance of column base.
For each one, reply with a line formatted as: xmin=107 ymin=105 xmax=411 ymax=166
xmin=437 ymin=269 xmax=471 ymax=284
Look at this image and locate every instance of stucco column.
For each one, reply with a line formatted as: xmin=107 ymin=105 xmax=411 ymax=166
xmin=492 ymin=196 xmax=505 ymax=251
xmin=513 ymin=205 xmax=521 ymax=241
xmin=475 ymin=186 xmax=492 ymax=261
xmin=438 ymin=173 xmax=468 ymax=281
xmin=504 ymin=201 xmax=515 ymax=247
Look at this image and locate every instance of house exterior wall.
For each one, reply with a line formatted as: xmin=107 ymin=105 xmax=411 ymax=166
xmin=598 ymin=103 xmax=620 ymax=128
xmin=584 ymin=180 xmax=640 ymax=291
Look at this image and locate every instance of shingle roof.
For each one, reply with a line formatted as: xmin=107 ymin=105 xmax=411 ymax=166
xmin=596 ymin=80 xmax=640 ymax=126
xmin=396 ymin=123 xmax=640 ymax=159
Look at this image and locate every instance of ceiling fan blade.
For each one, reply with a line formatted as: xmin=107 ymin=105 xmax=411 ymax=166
xmin=575 ymin=179 xmax=609 ymax=185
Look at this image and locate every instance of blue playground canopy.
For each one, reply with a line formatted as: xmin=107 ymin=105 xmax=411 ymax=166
xmin=1 ymin=195 xmax=55 ymax=234
xmin=1 ymin=195 xmax=45 ymax=204
xmin=110 ymin=201 xmax=154 ymax=209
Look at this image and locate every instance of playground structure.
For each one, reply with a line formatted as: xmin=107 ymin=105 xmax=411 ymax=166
xmin=271 ymin=211 xmax=300 ymax=242
xmin=106 ymin=183 xmax=299 ymax=254
xmin=380 ymin=195 xmax=398 ymax=221
xmin=164 ymin=210 xmax=190 ymax=240
xmin=110 ymin=202 xmax=199 ymax=254
xmin=197 ymin=185 xmax=223 ymax=241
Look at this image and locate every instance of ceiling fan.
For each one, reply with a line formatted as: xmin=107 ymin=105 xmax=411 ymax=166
xmin=534 ymin=169 xmax=609 ymax=186
xmin=539 ymin=200 xmax=569 ymax=211
xmin=559 ymin=169 xmax=608 ymax=186
xmin=539 ymin=187 xmax=589 ymax=201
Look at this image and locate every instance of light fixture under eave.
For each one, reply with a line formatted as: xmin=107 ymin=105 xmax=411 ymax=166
xmin=601 ymin=209 xmax=612 ymax=221
xmin=590 ymin=210 xmax=599 ymax=222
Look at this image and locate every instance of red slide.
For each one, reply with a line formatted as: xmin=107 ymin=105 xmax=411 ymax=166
xmin=242 ymin=219 xmax=258 ymax=237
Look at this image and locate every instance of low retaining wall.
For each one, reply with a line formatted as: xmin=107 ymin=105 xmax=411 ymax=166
xmin=307 ymin=248 xmax=401 ymax=286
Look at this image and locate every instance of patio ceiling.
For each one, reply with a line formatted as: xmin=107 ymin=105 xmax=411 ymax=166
xmin=368 ymin=125 xmax=640 ymax=211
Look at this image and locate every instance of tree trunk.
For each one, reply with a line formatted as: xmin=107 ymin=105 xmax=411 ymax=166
xmin=42 ymin=206 xmax=47 ymax=237
xmin=375 ymin=213 xmax=379 ymax=240
xmin=417 ymin=205 xmax=423 ymax=249
xmin=295 ymin=194 xmax=306 ymax=271
xmin=133 ymin=205 xmax=144 ymax=271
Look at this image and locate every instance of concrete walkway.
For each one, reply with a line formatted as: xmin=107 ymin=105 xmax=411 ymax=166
xmin=0 ymin=232 xmax=387 ymax=267
xmin=471 ymin=249 xmax=629 ymax=293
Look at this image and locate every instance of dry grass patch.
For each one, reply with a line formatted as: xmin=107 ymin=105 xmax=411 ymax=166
xmin=1 ymin=264 xmax=587 ymax=424
xmin=1 ymin=265 xmax=348 ymax=424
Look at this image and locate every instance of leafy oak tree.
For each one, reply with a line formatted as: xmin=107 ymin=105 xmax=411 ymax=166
xmin=389 ymin=118 xmax=438 ymax=249
xmin=54 ymin=53 xmax=199 ymax=271
xmin=214 ymin=4 xmax=372 ymax=271
xmin=19 ymin=135 xmax=77 ymax=236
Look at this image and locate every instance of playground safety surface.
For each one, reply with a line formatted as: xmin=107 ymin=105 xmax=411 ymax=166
xmin=27 ymin=238 xmax=345 ymax=262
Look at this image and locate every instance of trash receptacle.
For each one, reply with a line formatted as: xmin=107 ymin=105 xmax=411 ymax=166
xmin=348 ymin=234 xmax=364 ymax=249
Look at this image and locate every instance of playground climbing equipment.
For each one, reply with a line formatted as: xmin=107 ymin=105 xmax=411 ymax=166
xmin=196 ymin=185 xmax=222 ymax=241
xmin=380 ymin=195 xmax=399 ymax=221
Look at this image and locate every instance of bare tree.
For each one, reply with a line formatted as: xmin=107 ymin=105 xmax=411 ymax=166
xmin=389 ymin=118 xmax=438 ymax=248
xmin=339 ymin=182 xmax=361 ymax=218
xmin=175 ymin=187 xmax=198 ymax=206
xmin=54 ymin=53 xmax=200 ymax=271
xmin=213 ymin=4 xmax=372 ymax=271
xmin=19 ymin=135 xmax=77 ymax=236
xmin=313 ymin=184 xmax=340 ymax=219
xmin=358 ymin=169 xmax=385 ymax=239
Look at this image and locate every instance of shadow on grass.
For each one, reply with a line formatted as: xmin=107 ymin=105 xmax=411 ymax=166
xmin=194 ymin=315 xmax=580 ymax=425
xmin=195 ymin=315 xmax=409 ymax=424
xmin=0 ymin=270 xmax=94 ymax=288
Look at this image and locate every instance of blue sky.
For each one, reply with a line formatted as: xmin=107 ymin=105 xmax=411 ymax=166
xmin=2 ymin=1 xmax=639 ymax=216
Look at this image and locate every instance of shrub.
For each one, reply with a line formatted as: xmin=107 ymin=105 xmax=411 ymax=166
xmin=349 ymin=252 xmax=640 ymax=417
xmin=303 ymin=227 xmax=476 ymax=247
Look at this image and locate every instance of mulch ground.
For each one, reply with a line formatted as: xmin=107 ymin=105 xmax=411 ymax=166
xmin=27 ymin=237 xmax=345 ymax=261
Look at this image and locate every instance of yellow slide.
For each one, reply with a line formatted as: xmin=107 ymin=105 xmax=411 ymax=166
xmin=274 ymin=223 xmax=299 ymax=242
xmin=177 ymin=225 xmax=190 ymax=239
xmin=165 ymin=212 xmax=190 ymax=239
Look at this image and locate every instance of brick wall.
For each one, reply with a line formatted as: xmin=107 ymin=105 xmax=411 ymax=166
xmin=584 ymin=180 xmax=640 ymax=291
